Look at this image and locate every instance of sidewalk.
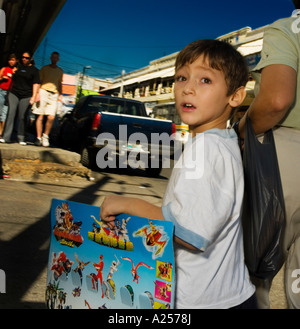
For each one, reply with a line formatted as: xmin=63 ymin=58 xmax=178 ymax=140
xmin=0 ymin=142 xmax=92 ymax=182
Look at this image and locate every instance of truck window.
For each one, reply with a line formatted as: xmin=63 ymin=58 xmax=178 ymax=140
xmin=107 ymin=99 xmax=125 ymax=114
xmin=125 ymin=103 xmax=144 ymax=116
xmin=152 ymin=104 xmax=181 ymax=124
xmin=78 ymin=97 xmax=108 ymax=115
xmin=87 ymin=99 xmax=108 ymax=112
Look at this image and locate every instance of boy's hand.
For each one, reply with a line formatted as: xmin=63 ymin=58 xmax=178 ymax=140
xmin=100 ymin=195 xmax=127 ymax=228
xmin=100 ymin=195 xmax=164 ymax=229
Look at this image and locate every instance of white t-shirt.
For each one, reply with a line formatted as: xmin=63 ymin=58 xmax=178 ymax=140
xmin=162 ymin=128 xmax=255 ymax=309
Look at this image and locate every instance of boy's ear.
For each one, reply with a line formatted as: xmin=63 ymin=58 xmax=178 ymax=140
xmin=228 ymin=86 xmax=247 ymax=108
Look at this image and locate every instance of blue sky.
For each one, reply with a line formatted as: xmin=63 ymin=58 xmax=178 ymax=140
xmin=34 ymin=0 xmax=295 ymax=79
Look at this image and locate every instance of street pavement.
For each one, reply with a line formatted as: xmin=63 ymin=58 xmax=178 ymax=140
xmin=0 ymin=142 xmax=288 ymax=309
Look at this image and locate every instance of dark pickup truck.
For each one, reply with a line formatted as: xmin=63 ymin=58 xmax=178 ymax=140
xmin=59 ymin=95 xmax=176 ymax=176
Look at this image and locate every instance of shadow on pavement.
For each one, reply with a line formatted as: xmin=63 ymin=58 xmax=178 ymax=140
xmin=0 ymin=175 xmax=111 ymax=309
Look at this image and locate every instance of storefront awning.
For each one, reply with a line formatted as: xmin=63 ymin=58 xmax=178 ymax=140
xmin=237 ymin=39 xmax=263 ymax=56
xmin=104 ymin=66 xmax=175 ymax=91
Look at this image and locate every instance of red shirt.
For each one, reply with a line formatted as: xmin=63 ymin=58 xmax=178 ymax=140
xmin=0 ymin=66 xmax=14 ymax=91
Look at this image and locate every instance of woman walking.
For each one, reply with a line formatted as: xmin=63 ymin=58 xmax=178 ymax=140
xmin=0 ymin=51 xmax=40 ymax=144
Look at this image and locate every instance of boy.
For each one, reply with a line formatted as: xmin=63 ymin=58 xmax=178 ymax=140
xmin=100 ymin=39 xmax=256 ymax=308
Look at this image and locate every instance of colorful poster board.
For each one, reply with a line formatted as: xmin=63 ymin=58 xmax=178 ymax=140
xmin=45 ymin=199 xmax=175 ymax=309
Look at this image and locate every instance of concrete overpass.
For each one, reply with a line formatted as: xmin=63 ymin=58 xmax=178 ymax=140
xmin=0 ymin=0 xmax=66 ymax=66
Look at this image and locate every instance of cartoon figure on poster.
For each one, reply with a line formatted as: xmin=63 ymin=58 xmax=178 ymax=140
xmin=46 ymin=281 xmax=64 ymax=309
xmin=73 ymin=253 xmax=90 ymax=285
xmin=157 ymin=261 xmax=173 ymax=281
xmin=72 ymin=287 xmax=81 ymax=297
xmin=115 ymin=217 xmax=130 ymax=241
xmin=57 ymin=289 xmax=67 ymax=309
xmin=46 ymin=199 xmax=175 ymax=309
xmin=51 ymin=251 xmax=74 ymax=281
xmin=91 ymin=254 xmax=105 ymax=298
xmin=134 ymin=220 xmax=169 ymax=258
xmin=53 ymin=202 xmax=83 ymax=247
xmin=103 ymin=255 xmax=121 ymax=299
xmin=88 ymin=215 xmax=134 ymax=251
xmin=121 ymin=256 xmax=153 ymax=284
xmin=154 ymin=280 xmax=172 ymax=303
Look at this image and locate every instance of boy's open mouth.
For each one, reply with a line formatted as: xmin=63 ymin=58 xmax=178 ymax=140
xmin=182 ymin=103 xmax=196 ymax=112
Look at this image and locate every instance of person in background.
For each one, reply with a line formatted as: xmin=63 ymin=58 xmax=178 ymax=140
xmin=0 ymin=51 xmax=40 ymax=145
xmin=237 ymin=0 xmax=300 ymax=308
xmin=0 ymin=54 xmax=17 ymax=137
xmin=32 ymin=51 xmax=63 ymax=147
xmin=100 ymin=39 xmax=256 ymax=309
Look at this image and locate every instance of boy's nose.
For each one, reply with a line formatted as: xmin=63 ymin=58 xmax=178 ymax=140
xmin=183 ymin=80 xmax=196 ymax=95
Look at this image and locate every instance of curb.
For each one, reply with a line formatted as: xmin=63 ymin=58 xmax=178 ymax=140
xmin=0 ymin=143 xmax=80 ymax=166
xmin=0 ymin=143 xmax=92 ymax=181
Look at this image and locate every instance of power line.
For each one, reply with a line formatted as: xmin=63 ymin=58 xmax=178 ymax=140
xmin=34 ymin=56 xmax=119 ymax=78
xmin=34 ymin=43 xmax=127 ymax=78
xmin=47 ymin=42 xmax=139 ymax=70
xmin=52 ymin=41 xmax=185 ymax=49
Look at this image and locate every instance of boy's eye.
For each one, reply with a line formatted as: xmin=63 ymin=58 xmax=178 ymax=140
xmin=201 ymin=77 xmax=211 ymax=84
xmin=175 ymin=75 xmax=186 ymax=82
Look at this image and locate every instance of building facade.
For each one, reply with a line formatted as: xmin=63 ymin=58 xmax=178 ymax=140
xmin=99 ymin=25 xmax=266 ymax=113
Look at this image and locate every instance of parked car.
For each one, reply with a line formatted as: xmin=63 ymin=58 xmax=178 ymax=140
xmin=58 ymin=95 xmax=176 ymax=176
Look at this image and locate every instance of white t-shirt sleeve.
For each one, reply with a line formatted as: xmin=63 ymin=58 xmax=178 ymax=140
xmin=162 ymin=133 xmax=241 ymax=251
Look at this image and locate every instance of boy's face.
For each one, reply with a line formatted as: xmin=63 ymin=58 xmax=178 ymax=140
xmin=174 ymin=54 xmax=234 ymax=136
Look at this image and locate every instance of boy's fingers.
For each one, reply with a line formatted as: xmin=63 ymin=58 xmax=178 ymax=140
xmin=104 ymin=215 xmax=116 ymax=222
xmin=107 ymin=221 xmax=116 ymax=229
xmin=100 ymin=210 xmax=116 ymax=222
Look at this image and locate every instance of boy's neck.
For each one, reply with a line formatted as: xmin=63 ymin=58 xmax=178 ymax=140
xmin=189 ymin=121 xmax=229 ymax=137
xmin=189 ymin=105 xmax=233 ymax=136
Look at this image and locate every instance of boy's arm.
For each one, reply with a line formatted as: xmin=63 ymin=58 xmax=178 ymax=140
xmin=100 ymin=195 xmax=197 ymax=251
xmin=100 ymin=195 xmax=164 ymax=223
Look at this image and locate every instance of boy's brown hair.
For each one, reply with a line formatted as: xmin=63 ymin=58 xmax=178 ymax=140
xmin=175 ymin=39 xmax=249 ymax=96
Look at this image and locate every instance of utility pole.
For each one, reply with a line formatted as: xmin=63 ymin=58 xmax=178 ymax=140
xmin=120 ymin=69 xmax=125 ymax=97
xmin=77 ymin=65 xmax=91 ymax=100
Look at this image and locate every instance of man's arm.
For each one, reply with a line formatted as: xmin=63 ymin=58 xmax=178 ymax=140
xmin=58 ymin=70 xmax=63 ymax=95
xmin=238 ymin=64 xmax=297 ymax=138
xmin=30 ymin=83 xmax=40 ymax=105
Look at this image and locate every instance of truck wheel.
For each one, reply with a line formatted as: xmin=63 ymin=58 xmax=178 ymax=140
xmin=81 ymin=146 xmax=96 ymax=169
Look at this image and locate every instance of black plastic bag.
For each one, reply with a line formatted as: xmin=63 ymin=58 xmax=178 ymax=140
xmin=240 ymin=116 xmax=286 ymax=279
